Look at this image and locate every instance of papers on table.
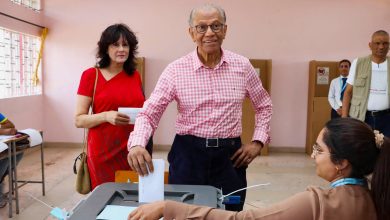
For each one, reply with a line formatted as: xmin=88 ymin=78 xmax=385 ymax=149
xmin=118 ymin=107 xmax=143 ymax=124
xmin=0 ymin=142 xmax=8 ymax=153
xmin=0 ymin=135 xmax=15 ymax=142
xmin=18 ymin=128 xmax=42 ymax=146
xmin=139 ymin=159 xmax=165 ymax=203
xmin=0 ymin=128 xmax=42 ymax=153
xmin=97 ymin=205 xmax=136 ymax=220
xmin=97 ymin=205 xmax=162 ymax=220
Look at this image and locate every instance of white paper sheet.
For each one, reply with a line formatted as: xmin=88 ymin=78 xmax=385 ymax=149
xmin=96 ymin=205 xmax=137 ymax=220
xmin=138 ymin=159 xmax=165 ymax=203
xmin=0 ymin=135 xmax=15 ymax=141
xmin=0 ymin=142 xmax=8 ymax=153
xmin=18 ymin=128 xmax=42 ymax=146
xmin=118 ymin=107 xmax=143 ymax=124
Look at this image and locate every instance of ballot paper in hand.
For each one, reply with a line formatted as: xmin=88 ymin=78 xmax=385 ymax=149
xmin=118 ymin=107 xmax=143 ymax=124
xmin=139 ymin=159 xmax=165 ymax=203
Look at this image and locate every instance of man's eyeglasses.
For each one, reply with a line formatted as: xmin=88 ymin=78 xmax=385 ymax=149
xmin=312 ymin=143 xmax=332 ymax=157
xmin=192 ymin=23 xmax=225 ymax=34
xmin=339 ymin=65 xmax=349 ymax=68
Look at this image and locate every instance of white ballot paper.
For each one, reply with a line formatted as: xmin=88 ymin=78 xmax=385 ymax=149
xmin=118 ymin=107 xmax=143 ymax=124
xmin=19 ymin=128 xmax=42 ymax=146
xmin=138 ymin=159 xmax=165 ymax=203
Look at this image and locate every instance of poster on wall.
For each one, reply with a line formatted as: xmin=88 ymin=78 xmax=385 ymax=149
xmin=316 ymin=67 xmax=329 ymax=85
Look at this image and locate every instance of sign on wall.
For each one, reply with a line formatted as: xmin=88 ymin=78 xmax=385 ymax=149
xmin=316 ymin=67 xmax=329 ymax=85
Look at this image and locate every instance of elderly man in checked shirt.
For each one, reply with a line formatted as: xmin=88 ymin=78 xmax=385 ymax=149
xmin=127 ymin=3 xmax=272 ymax=211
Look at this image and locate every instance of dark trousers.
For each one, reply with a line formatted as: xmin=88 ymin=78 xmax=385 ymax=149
xmin=168 ymin=134 xmax=247 ymax=211
xmin=331 ymin=109 xmax=341 ymax=119
xmin=365 ymin=112 xmax=390 ymax=137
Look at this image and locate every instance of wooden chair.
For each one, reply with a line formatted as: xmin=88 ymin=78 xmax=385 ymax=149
xmin=115 ymin=170 xmax=169 ymax=184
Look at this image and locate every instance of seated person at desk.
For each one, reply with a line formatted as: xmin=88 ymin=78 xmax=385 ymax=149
xmin=128 ymin=118 xmax=390 ymax=220
xmin=0 ymin=113 xmax=23 ymax=208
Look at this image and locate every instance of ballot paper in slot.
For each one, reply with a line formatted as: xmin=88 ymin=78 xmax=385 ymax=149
xmin=118 ymin=107 xmax=143 ymax=124
xmin=138 ymin=159 xmax=165 ymax=203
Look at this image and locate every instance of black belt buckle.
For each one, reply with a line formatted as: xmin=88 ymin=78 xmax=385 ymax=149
xmin=206 ymin=138 xmax=219 ymax=148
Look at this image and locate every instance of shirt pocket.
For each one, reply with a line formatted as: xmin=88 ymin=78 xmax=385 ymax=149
xmin=350 ymin=98 xmax=361 ymax=118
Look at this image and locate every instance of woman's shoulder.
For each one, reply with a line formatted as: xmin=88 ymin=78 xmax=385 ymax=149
xmin=82 ymin=67 xmax=98 ymax=76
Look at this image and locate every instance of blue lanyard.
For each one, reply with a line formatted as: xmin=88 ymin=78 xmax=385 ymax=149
xmin=340 ymin=77 xmax=347 ymax=92
xmin=330 ymin=178 xmax=366 ymax=188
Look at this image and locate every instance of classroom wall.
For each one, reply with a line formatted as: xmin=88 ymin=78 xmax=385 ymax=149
xmin=0 ymin=0 xmax=44 ymax=131
xmin=2 ymin=0 xmax=390 ymax=149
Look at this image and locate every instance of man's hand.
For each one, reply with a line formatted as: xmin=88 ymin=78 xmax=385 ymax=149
xmin=128 ymin=201 xmax=165 ymax=220
xmin=231 ymin=141 xmax=262 ymax=168
xmin=105 ymin=111 xmax=130 ymax=125
xmin=336 ymin=108 xmax=342 ymax=115
xmin=127 ymin=146 xmax=154 ymax=176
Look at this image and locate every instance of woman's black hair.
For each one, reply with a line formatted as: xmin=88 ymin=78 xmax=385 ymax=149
xmin=323 ymin=118 xmax=390 ymax=220
xmin=96 ymin=23 xmax=138 ymax=75
xmin=322 ymin=118 xmax=379 ymax=178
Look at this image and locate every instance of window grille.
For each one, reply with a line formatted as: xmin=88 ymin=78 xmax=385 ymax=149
xmin=0 ymin=27 xmax=42 ymax=99
xmin=9 ymin=0 xmax=41 ymax=12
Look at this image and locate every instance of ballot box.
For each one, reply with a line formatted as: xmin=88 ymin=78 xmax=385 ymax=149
xmin=69 ymin=182 xmax=223 ymax=219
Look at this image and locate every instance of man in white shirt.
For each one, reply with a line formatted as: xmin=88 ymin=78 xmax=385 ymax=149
xmin=328 ymin=59 xmax=350 ymax=119
xmin=342 ymin=30 xmax=390 ymax=137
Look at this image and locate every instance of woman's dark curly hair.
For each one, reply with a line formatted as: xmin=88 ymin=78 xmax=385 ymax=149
xmin=96 ymin=23 xmax=138 ymax=75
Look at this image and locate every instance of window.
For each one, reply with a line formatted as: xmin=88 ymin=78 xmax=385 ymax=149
xmin=9 ymin=0 xmax=41 ymax=12
xmin=0 ymin=27 xmax=42 ymax=99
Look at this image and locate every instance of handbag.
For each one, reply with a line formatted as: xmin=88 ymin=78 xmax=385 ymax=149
xmin=73 ymin=68 xmax=98 ymax=194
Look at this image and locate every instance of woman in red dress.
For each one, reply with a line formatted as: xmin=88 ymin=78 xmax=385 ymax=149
xmin=75 ymin=24 xmax=147 ymax=189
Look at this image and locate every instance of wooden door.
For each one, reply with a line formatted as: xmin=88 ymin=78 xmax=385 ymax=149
xmin=136 ymin=57 xmax=145 ymax=89
xmin=242 ymin=59 xmax=272 ymax=155
xmin=306 ymin=61 xmax=339 ymax=155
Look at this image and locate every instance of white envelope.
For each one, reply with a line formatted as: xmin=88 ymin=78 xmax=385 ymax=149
xmin=118 ymin=107 xmax=143 ymax=124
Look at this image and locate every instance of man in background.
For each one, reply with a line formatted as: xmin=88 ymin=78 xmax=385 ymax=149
xmin=328 ymin=59 xmax=350 ymax=119
xmin=342 ymin=30 xmax=390 ymax=137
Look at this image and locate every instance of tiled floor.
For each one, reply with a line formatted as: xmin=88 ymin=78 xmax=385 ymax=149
xmin=0 ymin=147 xmax=328 ymax=219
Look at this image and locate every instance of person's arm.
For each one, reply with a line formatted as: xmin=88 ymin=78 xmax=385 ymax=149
xmin=341 ymin=84 xmax=353 ymax=117
xmin=231 ymin=62 xmax=272 ymax=168
xmin=127 ymin=65 xmax=176 ymax=176
xmin=74 ymin=95 xmax=130 ymax=128
xmin=328 ymin=79 xmax=339 ymax=111
xmin=0 ymin=116 xmax=17 ymax=135
xmin=129 ymin=190 xmax=317 ymax=220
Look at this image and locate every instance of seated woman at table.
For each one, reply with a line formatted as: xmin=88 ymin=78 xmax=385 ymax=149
xmin=0 ymin=113 xmax=23 ymax=208
xmin=128 ymin=117 xmax=390 ymax=220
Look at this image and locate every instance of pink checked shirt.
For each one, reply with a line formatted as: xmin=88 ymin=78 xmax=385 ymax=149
xmin=128 ymin=49 xmax=272 ymax=149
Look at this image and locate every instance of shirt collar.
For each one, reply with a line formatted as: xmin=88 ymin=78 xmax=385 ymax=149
xmin=191 ymin=48 xmax=228 ymax=71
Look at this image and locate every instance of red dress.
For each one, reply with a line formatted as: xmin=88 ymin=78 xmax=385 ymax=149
xmin=77 ymin=67 xmax=145 ymax=189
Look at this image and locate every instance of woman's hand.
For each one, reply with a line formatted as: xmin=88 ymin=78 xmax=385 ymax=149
xmin=128 ymin=201 xmax=166 ymax=220
xmin=105 ymin=111 xmax=130 ymax=125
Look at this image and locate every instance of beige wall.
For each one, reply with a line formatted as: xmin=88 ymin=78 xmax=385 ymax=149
xmin=1 ymin=0 xmax=390 ymax=149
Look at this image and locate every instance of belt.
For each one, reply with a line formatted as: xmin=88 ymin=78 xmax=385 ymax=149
xmin=366 ymin=109 xmax=390 ymax=117
xmin=184 ymin=135 xmax=240 ymax=148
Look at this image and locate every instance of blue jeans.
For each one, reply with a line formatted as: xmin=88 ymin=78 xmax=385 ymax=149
xmin=365 ymin=112 xmax=390 ymax=137
xmin=0 ymin=153 xmax=24 ymax=194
